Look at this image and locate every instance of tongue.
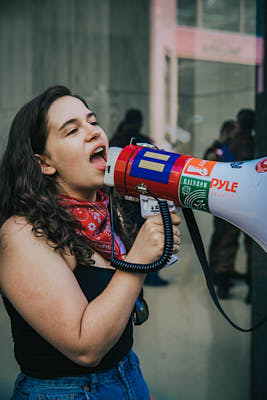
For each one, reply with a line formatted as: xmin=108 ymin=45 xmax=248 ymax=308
xmin=90 ymin=154 xmax=106 ymax=170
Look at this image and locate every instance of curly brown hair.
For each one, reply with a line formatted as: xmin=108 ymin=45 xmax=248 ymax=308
xmin=0 ymin=86 xmax=135 ymax=266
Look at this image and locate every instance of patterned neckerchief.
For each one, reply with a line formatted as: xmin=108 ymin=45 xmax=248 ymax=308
xmin=57 ymin=190 xmax=125 ymax=260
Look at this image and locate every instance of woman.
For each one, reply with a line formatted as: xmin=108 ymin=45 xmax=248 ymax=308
xmin=0 ymin=86 xmax=181 ymax=399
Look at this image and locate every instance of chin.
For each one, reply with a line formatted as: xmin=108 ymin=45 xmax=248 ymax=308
xmin=94 ymin=178 xmax=105 ymax=190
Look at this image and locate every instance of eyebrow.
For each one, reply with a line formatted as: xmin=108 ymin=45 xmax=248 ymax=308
xmin=58 ymin=112 xmax=96 ymax=131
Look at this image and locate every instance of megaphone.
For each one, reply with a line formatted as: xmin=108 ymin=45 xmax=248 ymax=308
xmin=104 ymin=144 xmax=267 ymax=253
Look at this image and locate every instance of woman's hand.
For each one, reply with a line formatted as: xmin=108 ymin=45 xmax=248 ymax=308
xmin=125 ymin=212 xmax=182 ymax=265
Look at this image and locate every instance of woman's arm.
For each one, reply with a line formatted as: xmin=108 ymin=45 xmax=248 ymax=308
xmin=0 ymin=213 xmax=181 ymax=367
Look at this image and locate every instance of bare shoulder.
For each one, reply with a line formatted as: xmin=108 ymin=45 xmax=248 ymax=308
xmin=1 ymin=216 xmax=77 ymax=271
xmin=0 ymin=216 xmax=35 ymax=249
xmin=1 ymin=215 xmax=30 ymax=232
xmin=0 ymin=216 xmax=55 ymax=294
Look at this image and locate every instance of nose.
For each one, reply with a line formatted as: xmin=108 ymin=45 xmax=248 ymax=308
xmin=84 ymin=123 xmax=101 ymax=142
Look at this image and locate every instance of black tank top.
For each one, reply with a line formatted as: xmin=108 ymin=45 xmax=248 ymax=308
xmin=2 ymin=264 xmax=133 ymax=378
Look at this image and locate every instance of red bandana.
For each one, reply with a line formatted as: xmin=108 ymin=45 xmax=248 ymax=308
xmin=57 ymin=190 xmax=125 ymax=261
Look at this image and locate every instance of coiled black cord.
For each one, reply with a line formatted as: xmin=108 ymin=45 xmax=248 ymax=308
xmin=109 ymin=189 xmax=174 ymax=273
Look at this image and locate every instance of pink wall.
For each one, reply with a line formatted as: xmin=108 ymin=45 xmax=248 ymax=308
xmin=150 ymin=0 xmax=177 ymax=146
xmin=149 ymin=1 xmax=263 ymax=146
xmin=176 ymin=26 xmax=263 ymax=66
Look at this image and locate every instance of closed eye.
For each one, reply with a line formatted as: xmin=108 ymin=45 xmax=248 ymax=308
xmin=87 ymin=112 xmax=99 ymax=126
xmin=67 ymin=128 xmax=78 ymax=136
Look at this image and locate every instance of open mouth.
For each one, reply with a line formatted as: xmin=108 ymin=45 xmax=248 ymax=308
xmin=89 ymin=145 xmax=107 ymax=170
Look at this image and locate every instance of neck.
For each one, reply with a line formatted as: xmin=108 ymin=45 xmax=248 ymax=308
xmin=58 ymin=188 xmax=98 ymax=202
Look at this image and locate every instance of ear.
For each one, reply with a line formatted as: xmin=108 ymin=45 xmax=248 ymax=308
xmin=35 ymin=154 xmax=56 ymax=176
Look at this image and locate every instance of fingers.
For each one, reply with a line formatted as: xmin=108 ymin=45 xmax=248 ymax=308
xmin=147 ymin=212 xmax=182 ymax=226
xmin=130 ymin=209 xmax=182 ymax=264
xmin=172 ymin=225 xmax=180 ymax=237
xmin=173 ymin=232 xmax=181 ymax=245
xmin=172 ymin=221 xmax=181 ymax=254
xmin=172 ymin=244 xmax=180 ymax=254
xmin=147 ymin=212 xmax=182 ymax=242
xmin=172 ymin=234 xmax=181 ymax=253
xmin=170 ymin=212 xmax=182 ymax=226
xmin=143 ymin=211 xmax=182 ymax=256
xmin=173 ymin=235 xmax=181 ymax=251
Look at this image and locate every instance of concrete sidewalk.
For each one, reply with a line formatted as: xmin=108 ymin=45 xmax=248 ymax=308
xmin=134 ymin=247 xmax=250 ymax=399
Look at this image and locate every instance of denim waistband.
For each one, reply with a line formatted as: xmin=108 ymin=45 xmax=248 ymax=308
xmin=15 ymin=350 xmax=139 ymax=390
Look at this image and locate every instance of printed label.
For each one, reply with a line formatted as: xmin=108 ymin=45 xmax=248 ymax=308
xmin=231 ymin=161 xmax=244 ymax=169
xmin=129 ymin=148 xmax=180 ymax=184
xmin=210 ymin=178 xmax=239 ymax=192
xmin=255 ymin=158 xmax=267 ymax=173
xmin=179 ymin=176 xmax=210 ymax=212
xmin=183 ymin=158 xmax=216 ymax=177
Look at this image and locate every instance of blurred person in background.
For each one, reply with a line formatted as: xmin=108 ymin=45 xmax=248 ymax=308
xmin=110 ymin=109 xmax=151 ymax=148
xmin=205 ymin=112 xmax=254 ymax=302
xmin=228 ymin=108 xmax=255 ymax=303
xmin=204 ymin=119 xmax=241 ymax=300
xmin=229 ymin=109 xmax=255 ymax=162
xmin=204 ymin=119 xmax=237 ymax=163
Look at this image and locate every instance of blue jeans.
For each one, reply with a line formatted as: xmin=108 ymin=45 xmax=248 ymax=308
xmin=11 ymin=350 xmax=150 ymax=400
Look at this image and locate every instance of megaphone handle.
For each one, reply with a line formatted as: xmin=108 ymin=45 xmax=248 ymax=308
xmin=109 ymin=191 xmax=174 ymax=273
xmin=182 ymin=207 xmax=267 ymax=332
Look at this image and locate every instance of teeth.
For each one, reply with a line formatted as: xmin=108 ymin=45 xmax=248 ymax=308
xmin=94 ymin=146 xmax=104 ymax=155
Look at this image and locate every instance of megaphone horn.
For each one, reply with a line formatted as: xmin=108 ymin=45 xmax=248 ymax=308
xmin=104 ymin=145 xmax=267 ymax=253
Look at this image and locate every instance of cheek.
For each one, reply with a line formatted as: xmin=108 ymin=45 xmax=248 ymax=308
xmin=57 ymin=152 xmax=83 ymax=174
xmin=52 ymin=141 xmax=81 ymax=165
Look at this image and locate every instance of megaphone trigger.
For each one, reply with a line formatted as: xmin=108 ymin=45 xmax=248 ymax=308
xmin=139 ymin=194 xmax=176 ymax=219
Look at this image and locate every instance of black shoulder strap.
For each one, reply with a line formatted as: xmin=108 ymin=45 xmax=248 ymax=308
xmin=182 ymin=207 xmax=267 ymax=332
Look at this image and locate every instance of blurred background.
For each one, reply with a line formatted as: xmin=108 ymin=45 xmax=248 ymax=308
xmin=0 ymin=0 xmax=267 ymax=399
